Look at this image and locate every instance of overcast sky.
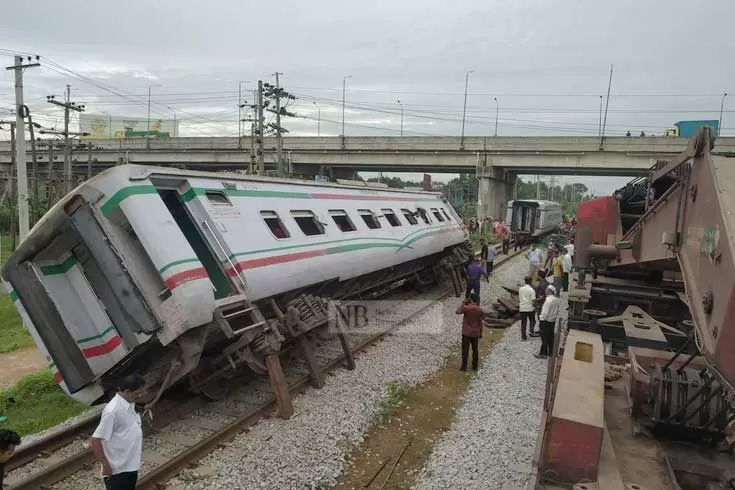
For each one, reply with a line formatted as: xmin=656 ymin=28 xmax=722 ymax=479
xmin=1 ymin=0 xmax=732 ymax=195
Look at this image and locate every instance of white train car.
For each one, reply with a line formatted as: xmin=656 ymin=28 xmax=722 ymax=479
xmin=2 ymin=165 xmax=471 ymax=405
xmin=506 ymin=199 xmax=563 ymax=243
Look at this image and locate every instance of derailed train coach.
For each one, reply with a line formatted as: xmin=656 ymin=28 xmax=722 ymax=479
xmin=1 ymin=165 xmax=473 ymax=406
xmin=505 ymin=199 xmax=563 ymax=245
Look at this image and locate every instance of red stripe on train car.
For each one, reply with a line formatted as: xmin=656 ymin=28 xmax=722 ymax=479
xmin=53 ymin=371 xmax=63 ymax=384
xmin=82 ymin=336 xmax=122 ymax=358
xmin=165 ymin=267 xmax=209 ymax=290
xmin=227 ymin=249 xmax=326 ymax=274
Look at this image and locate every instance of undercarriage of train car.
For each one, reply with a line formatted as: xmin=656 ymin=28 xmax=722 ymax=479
xmin=532 ymin=127 xmax=735 ymax=489
xmin=182 ymin=241 xmax=474 ymax=403
xmin=115 ymin=237 xmax=476 ymax=416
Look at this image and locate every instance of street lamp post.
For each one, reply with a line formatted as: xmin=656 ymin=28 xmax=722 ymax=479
xmin=493 ymin=97 xmax=499 ymax=137
xmin=460 ymin=70 xmax=473 ymax=148
xmin=719 ymin=92 xmax=728 ymax=137
xmin=342 ymin=75 xmax=352 ymax=137
xmin=147 ymin=84 xmax=161 ymax=135
xmin=313 ymin=101 xmax=321 ymax=136
xmin=397 ymin=98 xmax=404 ymax=136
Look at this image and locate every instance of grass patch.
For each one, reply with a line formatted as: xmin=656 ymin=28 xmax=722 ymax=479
xmin=373 ymin=382 xmax=411 ymax=426
xmin=0 ymin=370 xmax=87 ymax=436
xmin=0 ymin=294 xmax=33 ymax=354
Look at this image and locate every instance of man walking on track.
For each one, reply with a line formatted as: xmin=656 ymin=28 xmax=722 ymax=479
xmin=456 ymin=292 xmax=486 ymax=371
xmin=91 ymin=374 xmax=146 ymax=490
xmin=480 ymin=240 xmax=489 ymax=277
xmin=0 ymin=429 xmax=21 ymax=488
xmin=535 ymin=285 xmax=560 ymax=359
xmin=518 ymin=276 xmax=536 ymax=340
xmin=526 ymin=244 xmax=542 ymax=283
xmin=465 ymin=256 xmax=484 ymax=299
xmin=484 ymin=243 xmax=496 ymax=281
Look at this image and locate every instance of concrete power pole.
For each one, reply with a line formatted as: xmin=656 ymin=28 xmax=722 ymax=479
xmin=6 ymin=55 xmax=40 ymax=242
xmin=257 ymin=80 xmax=265 ymax=175
xmin=47 ymin=86 xmax=85 ymax=194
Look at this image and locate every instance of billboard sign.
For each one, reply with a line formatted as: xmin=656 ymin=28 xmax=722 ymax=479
xmin=80 ymin=114 xmax=179 ymax=139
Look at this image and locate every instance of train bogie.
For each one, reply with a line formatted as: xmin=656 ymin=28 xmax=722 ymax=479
xmin=2 ymin=165 xmax=472 ymax=406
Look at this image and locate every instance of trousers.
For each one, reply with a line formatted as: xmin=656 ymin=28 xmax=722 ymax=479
xmin=538 ymin=320 xmax=555 ymax=357
xmin=465 ymin=280 xmax=481 ymax=299
xmin=104 ymin=471 xmax=138 ymax=490
xmin=520 ymin=311 xmax=536 ymax=339
xmin=562 ymin=272 xmax=570 ymax=292
xmin=461 ymin=335 xmax=480 ymax=370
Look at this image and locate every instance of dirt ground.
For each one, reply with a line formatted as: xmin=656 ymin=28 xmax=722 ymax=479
xmin=0 ymin=347 xmax=46 ymax=389
xmin=334 ymin=329 xmax=506 ymax=490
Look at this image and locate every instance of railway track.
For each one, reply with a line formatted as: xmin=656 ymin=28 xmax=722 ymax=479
xmin=6 ymin=247 xmax=526 ymax=490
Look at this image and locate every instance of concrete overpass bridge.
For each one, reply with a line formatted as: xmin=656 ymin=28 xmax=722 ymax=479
xmin=1 ymin=135 xmax=733 ymax=219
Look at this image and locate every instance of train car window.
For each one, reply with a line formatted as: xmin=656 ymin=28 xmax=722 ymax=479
xmin=260 ymin=211 xmax=290 ymax=239
xmin=441 ymin=208 xmax=452 ymax=221
xmin=205 ymin=191 xmax=232 ymax=206
xmin=401 ymin=209 xmax=419 ymax=225
xmin=431 ymin=208 xmax=445 ymax=222
xmin=358 ymin=209 xmax=381 ymax=229
xmin=329 ymin=210 xmax=356 ymax=232
xmin=291 ymin=210 xmax=325 ymax=236
xmin=381 ymin=209 xmax=401 ymax=227
xmin=417 ymin=208 xmax=431 ymax=224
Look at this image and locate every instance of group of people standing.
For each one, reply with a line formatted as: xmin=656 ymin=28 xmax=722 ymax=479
xmin=518 ymin=237 xmax=574 ymax=359
xmin=457 ymin=235 xmax=575 ymax=370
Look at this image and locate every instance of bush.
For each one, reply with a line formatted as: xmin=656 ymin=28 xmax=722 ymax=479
xmin=0 ymin=371 xmax=87 ymax=436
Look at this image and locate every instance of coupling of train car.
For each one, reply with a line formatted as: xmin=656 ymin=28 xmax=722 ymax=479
xmin=5 ymin=244 xmax=526 ymax=490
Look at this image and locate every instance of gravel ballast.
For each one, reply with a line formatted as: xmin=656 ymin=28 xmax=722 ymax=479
xmin=413 ymin=287 xmax=569 ymax=490
xmin=164 ymin=253 xmax=530 ymax=490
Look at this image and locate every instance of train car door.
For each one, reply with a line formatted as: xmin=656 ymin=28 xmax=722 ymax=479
xmin=156 ymin=187 xmax=236 ymax=300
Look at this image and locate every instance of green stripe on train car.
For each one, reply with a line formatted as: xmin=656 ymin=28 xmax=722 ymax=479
xmin=40 ymin=256 xmax=78 ymax=275
xmin=101 ymin=185 xmax=159 ymax=216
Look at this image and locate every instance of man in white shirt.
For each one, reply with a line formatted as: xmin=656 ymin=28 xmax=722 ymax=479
xmin=561 ymin=248 xmax=573 ymax=292
xmin=526 ymin=245 xmax=543 ymax=283
xmin=565 ymin=238 xmax=574 ymax=259
xmin=535 ymin=285 xmax=560 ymax=359
xmin=518 ymin=276 xmax=536 ymax=340
xmin=91 ymin=374 xmax=146 ymax=490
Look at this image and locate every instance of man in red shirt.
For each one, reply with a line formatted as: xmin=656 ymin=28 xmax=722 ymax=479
xmin=456 ymin=292 xmax=486 ymax=371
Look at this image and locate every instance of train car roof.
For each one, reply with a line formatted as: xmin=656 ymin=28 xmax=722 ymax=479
xmin=100 ymin=164 xmax=444 ymax=196
xmin=4 ymin=164 xmax=446 ymax=268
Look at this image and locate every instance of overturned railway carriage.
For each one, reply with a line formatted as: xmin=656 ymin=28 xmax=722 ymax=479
xmin=1 ymin=165 xmax=472 ymax=405
xmin=505 ymin=199 xmax=562 ymax=245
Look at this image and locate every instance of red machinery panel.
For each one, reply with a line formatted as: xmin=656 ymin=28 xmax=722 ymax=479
xmin=576 ymin=196 xmax=619 ymax=246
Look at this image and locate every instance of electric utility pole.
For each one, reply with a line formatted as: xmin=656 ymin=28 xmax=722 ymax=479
xmin=47 ymin=85 xmax=85 ymax=194
xmin=257 ymin=80 xmax=265 ymax=175
xmin=264 ymin=73 xmax=296 ymax=177
xmin=6 ymin=55 xmax=40 ymax=242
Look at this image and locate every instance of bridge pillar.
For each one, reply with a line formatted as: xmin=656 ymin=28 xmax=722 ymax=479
xmin=477 ymin=165 xmax=515 ymax=221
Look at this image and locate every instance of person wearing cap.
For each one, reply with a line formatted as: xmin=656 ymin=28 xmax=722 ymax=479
xmin=456 ymin=292 xmax=486 ymax=371
xmin=535 ymin=285 xmax=560 ymax=359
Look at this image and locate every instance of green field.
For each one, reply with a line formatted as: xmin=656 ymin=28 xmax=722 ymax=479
xmin=0 ymin=371 xmax=87 ymax=436
xmin=0 ymin=294 xmax=32 ymax=354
